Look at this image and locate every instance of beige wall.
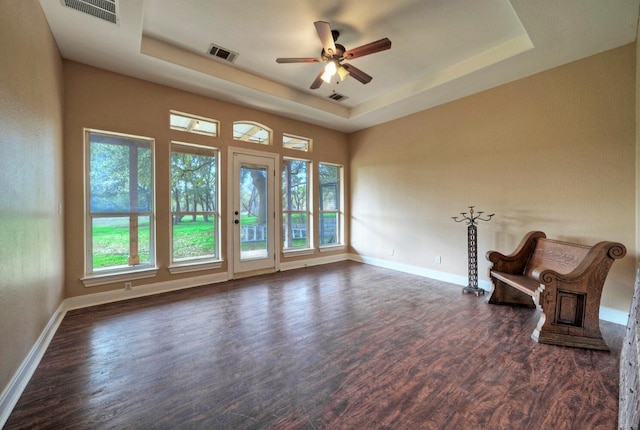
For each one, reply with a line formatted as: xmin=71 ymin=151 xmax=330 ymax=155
xmin=349 ymin=44 xmax=636 ymax=313
xmin=0 ymin=1 xmax=65 ymax=391
xmin=63 ymin=62 xmax=349 ymax=297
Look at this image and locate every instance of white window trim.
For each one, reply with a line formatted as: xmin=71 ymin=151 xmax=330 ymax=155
xmin=170 ymin=110 xmax=219 ymax=137
xmin=169 ymin=141 xmax=221 ymax=267
xmin=283 ymin=132 xmax=312 ymax=152
xmin=282 ymin=157 xmax=313 ymax=252
xmin=84 ymin=128 xmax=157 ymax=280
xmin=318 ymin=162 xmax=344 ymax=248
xmin=233 ymin=120 xmax=272 ymax=145
xmin=168 ymin=260 xmax=223 ymax=274
xmin=81 ymin=267 xmax=159 ymax=287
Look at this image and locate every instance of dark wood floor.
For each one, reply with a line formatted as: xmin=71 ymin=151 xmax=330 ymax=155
xmin=5 ymin=261 xmax=623 ymax=429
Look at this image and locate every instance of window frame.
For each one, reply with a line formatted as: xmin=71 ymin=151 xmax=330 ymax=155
xmin=233 ymin=121 xmax=272 ymax=145
xmin=283 ymin=133 xmax=312 ymax=152
xmin=318 ymin=162 xmax=344 ymax=249
xmin=282 ymin=157 xmax=313 ymax=254
xmin=170 ymin=110 xmax=219 ymax=137
xmin=82 ymin=128 xmax=157 ymax=285
xmin=168 ymin=141 xmax=222 ymax=272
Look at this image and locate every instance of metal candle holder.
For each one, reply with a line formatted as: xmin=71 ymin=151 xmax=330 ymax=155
xmin=452 ymin=206 xmax=494 ymax=296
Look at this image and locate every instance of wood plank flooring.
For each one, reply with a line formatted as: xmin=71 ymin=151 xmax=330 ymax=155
xmin=5 ymin=261 xmax=623 ymax=429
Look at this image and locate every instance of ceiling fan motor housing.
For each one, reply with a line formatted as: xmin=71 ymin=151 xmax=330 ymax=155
xmin=322 ymin=43 xmax=345 ymax=62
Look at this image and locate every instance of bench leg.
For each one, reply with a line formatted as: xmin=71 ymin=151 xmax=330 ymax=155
xmin=486 ymin=279 xmax=536 ymax=308
xmin=531 ymin=288 xmax=609 ymax=351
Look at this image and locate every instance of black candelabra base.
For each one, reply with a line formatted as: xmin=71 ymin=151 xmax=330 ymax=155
xmin=462 ymin=285 xmax=485 ymax=296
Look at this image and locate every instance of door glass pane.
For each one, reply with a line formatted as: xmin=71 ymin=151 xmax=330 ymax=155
xmin=240 ymin=165 xmax=268 ymax=260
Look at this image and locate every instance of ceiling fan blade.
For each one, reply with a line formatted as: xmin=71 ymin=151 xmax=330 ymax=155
xmin=314 ymin=21 xmax=337 ymax=56
xmin=342 ymin=64 xmax=372 ymax=84
xmin=310 ymin=69 xmax=324 ymax=89
xmin=276 ymin=57 xmax=323 ymax=63
xmin=343 ymin=38 xmax=391 ymax=60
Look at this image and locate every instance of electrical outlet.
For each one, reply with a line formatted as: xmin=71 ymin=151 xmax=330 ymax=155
xmin=124 ymin=282 xmax=132 ymax=291
xmin=435 ymin=256 xmax=442 ymax=264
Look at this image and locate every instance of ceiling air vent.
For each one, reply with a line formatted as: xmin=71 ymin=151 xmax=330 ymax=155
xmin=61 ymin=0 xmax=118 ymax=24
xmin=327 ymin=93 xmax=349 ymax=102
xmin=208 ymin=44 xmax=239 ymax=64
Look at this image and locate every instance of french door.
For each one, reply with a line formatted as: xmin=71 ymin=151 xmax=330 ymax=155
xmin=228 ymin=148 xmax=278 ymax=277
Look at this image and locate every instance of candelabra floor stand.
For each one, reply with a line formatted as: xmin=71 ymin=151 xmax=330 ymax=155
xmin=462 ymin=224 xmax=485 ymax=296
xmin=452 ymin=206 xmax=494 ymax=297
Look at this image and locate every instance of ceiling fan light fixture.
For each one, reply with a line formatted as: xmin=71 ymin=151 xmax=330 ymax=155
xmin=321 ymin=61 xmax=337 ymax=83
xmin=337 ymin=65 xmax=350 ymax=81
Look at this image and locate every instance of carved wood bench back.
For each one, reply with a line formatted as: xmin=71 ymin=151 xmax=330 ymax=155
xmin=524 ymin=238 xmax=591 ymax=277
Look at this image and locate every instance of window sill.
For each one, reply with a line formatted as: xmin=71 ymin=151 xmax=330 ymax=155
xmin=81 ymin=267 xmax=159 ymax=287
xmin=283 ymin=248 xmax=315 ymax=258
xmin=319 ymin=244 xmax=346 ymax=253
xmin=168 ymin=260 xmax=223 ymax=274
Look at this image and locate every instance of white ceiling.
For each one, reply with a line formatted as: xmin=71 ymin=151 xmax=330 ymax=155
xmin=40 ymin=0 xmax=639 ymax=133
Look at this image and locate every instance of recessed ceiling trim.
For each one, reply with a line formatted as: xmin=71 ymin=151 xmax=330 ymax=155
xmin=140 ymin=36 xmax=349 ymax=119
xmin=60 ymin=0 xmax=118 ymax=24
xmin=350 ymin=32 xmax=534 ymax=118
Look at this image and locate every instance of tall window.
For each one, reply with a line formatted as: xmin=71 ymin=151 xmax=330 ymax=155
xmin=282 ymin=158 xmax=311 ymax=251
xmin=86 ymin=130 xmax=154 ymax=275
xmin=319 ymin=163 xmax=343 ymax=246
xmin=170 ymin=142 xmax=219 ymax=263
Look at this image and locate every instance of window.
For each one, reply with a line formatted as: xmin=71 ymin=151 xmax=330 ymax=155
xmin=170 ymin=142 xmax=219 ymax=264
xmin=283 ymin=133 xmax=311 ymax=152
xmin=233 ymin=121 xmax=271 ymax=145
xmin=319 ymin=163 xmax=343 ymax=246
xmin=282 ymin=158 xmax=311 ymax=251
xmin=170 ymin=111 xmax=218 ymax=136
xmin=86 ymin=130 xmax=155 ymax=275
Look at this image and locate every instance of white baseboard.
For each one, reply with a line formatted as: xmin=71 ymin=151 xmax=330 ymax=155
xmin=348 ymin=253 xmax=492 ymax=290
xmin=350 ymin=253 xmax=629 ymax=325
xmin=0 ymin=305 xmax=66 ymax=428
xmin=600 ymin=306 xmax=630 ymax=325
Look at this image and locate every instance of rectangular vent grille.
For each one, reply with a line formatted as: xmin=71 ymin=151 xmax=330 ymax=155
xmin=61 ymin=0 xmax=118 ymax=24
xmin=208 ymin=44 xmax=239 ymax=63
xmin=328 ymin=93 xmax=349 ymax=102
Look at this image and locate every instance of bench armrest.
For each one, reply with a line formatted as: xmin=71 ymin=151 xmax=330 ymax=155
xmin=530 ymin=241 xmax=626 ymax=284
xmin=486 ymin=231 xmax=546 ymax=274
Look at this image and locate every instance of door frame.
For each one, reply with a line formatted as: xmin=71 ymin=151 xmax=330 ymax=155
xmin=227 ymin=147 xmax=280 ymax=278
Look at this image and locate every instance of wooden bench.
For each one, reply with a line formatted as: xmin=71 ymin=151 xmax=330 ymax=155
xmin=486 ymin=231 xmax=626 ymax=350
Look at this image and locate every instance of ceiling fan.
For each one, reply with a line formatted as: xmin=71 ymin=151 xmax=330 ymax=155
xmin=276 ymin=21 xmax=392 ymax=90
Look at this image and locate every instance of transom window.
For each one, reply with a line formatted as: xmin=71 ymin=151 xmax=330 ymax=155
xmin=319 ymin=163 xmax=343 ymax=247
xmin=85 ymin=130 xmax=155 ymax=275
xmin=282 ymin=158 xmax=312 ymax=251
xmin=233 ymin=121 xmax=271 ymax=145
xmin=170 ymin=142 xmax=220 ymax=264
xmin=283 ymin=134 xmax=312 ymax=152
xmin=170 ymin=111 xmax=218 ymax=137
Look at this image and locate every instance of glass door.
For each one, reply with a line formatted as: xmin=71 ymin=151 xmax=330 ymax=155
xmin=230 ymin=150 xmax=277 ymax=276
